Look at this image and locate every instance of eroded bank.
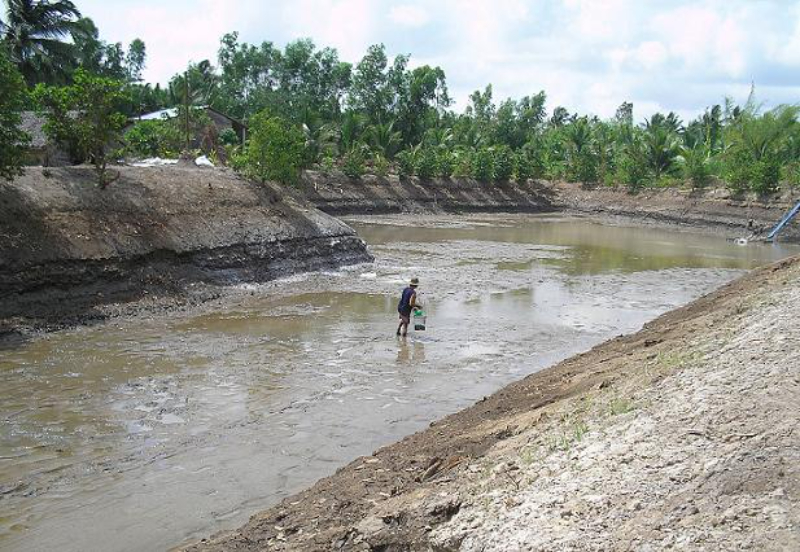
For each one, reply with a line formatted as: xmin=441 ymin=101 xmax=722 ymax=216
xmin=0 ymin=166 xmax=372 ymax=334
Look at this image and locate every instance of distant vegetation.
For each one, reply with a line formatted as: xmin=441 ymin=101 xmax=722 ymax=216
xmin=0 ymin=0 xmax=798 ymax=191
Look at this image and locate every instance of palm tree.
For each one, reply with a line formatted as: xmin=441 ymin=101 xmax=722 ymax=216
xmin=364 ymin=121 xmax=402 ymax=158
xmin=1 ymin=0 xmax=81 ymax=84
xmin=643 ymin=122 xmax=680 ymax=180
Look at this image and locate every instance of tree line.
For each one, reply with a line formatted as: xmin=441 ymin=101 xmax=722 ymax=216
xmin=0 ymin=0 xmax=798 ymax=192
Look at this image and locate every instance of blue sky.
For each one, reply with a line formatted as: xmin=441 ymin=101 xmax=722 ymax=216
xmin=79 ymin=0 xmax=800 ymax=122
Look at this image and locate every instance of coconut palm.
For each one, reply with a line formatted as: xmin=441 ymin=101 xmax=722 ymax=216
xmin=642 ymin=122 xmax=681 ymax=180
xmin=364 ymin=121 xmax=402 ymax=158
xmin=1 ymin=0 xmax=81 ymax=84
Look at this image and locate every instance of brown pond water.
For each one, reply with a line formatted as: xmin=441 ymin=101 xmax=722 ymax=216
xmin=1 ymin=214 xmax=797 ymax=552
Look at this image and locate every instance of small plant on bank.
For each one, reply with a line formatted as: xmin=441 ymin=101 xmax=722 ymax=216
xmin=437 ymin=150 xmax=454 ymax=178
xmin=342 ymin=145 xmax=367 ymax=178
xmin=608 ymin=397 xmax=635 ymax=416
xmin=415 ymin=147 xmax=438 ymax=180
xmin=492 ymin=145 xmax=514 ymax=181
xmin=320 ymin=153 xmax=336 ymax=173
xmin=396 ymin=149 xmax=416 ymax=179
xmin=471 ymin=147 xmax=494 ymax=182
xmin=372 ymin=152 xmax=389 ymax=177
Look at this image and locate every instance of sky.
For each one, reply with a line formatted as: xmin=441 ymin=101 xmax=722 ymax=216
xmin=78 ymin=0 xmax=800 ymax=122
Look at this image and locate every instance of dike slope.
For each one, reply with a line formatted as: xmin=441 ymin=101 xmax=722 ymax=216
xmin=0 ymin=166 xmax=371 ymax=333
xmin=301 ymin=171 xmax=556 ymax=215
xmin=301 ymin=171 xmax=800 ymax=243
xmin=187 ymin=255 xmax=800 ymax=551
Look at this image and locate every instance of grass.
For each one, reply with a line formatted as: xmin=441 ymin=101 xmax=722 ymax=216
xmin=608 ymin=397 xmax=635 ymax=416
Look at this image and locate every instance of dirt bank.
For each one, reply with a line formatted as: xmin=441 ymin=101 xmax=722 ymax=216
xmin=550 ymin=181 xmax=800 ymax=243
xmin=301 ymin=171 xmax=555 ymax=215
xmin=186 ymin=254 xmax=800 ymax=551
xmin=301 ymin=172 xmax=800 ymax=243
xmin=0 ymin=166 xmax=371 ymax=335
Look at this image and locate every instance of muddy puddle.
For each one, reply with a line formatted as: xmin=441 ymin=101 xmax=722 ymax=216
xmin=1 ymin=214 xmax=796 ymax=551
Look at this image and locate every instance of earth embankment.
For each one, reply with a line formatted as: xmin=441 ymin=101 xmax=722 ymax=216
xmin=186 ymin=254 xmax=800 ymax=552
xmin=301 ymin=172 xmax=800 ymax=243
xmin=0 ymin=166 xmax=372 ymax=333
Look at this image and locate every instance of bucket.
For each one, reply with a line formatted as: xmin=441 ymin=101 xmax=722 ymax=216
xmin=413 ymin=308 xmax=427 ymax=331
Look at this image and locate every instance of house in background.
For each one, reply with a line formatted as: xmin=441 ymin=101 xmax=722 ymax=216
xmin=18 ymin=112 xmax=72 ymax=167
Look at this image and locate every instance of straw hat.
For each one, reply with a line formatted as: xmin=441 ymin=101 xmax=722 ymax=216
xmin=410 ymin=277 xmax=420 ymax=287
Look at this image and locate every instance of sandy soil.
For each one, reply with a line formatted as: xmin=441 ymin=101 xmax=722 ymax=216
xmin=186 ymin=255 xmax=800 ymax=551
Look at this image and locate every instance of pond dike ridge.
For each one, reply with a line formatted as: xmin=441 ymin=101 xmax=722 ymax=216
xmin=302 ymin=171 xmax=800 ymax=243
xmin=0 ymin=166 xmax=372 ymax=332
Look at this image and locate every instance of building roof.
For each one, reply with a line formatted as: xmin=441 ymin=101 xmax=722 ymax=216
xmin=138 ymin=107 xmax=180 ymax=121
xmin=133 ymin=106 xmax=246 ymax=129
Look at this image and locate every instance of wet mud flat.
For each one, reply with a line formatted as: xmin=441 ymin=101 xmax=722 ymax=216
xmin=187 ymin=238 xmax=800 ymax=552
xmin=1 ymin=214 xmax=797 ymax=551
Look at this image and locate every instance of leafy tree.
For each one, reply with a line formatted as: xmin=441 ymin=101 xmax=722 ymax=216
xmin=563 ymin=117 xmax=597 ymax=182
xmin=245 ymin=111 xmax=305 ymax=185
xmin=617 ymin=133 xmax=649 ymax=191
xmin=1 ymin=0 xmax=81 ymax=84
xmin=0 ymin=46 xmax=28 ymax=179
xmin=492 ymin=145 xmax=514 ymax=181
xmin=471 ymin=147 xmax=494 ymax=182
xmin=414 ymin=146 xmax=437 ymax=180
xmin=35 ymin=69 xmax=128 ymax=186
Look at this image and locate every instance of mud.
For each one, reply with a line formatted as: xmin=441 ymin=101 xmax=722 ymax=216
xmin=0 ymin=166 xmax=372 ymax=336
xmin=186 ymin=248 xmax=800 ymax=552
xmin=2 ymin=215 xmax=795 ymax=552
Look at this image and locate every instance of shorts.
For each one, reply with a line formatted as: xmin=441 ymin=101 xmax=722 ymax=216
xmin=399 ymin=312 xmax=411 ymax=324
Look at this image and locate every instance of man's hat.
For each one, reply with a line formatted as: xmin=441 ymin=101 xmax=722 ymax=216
xmin=410 ymin=277 xmax=419 ymax=287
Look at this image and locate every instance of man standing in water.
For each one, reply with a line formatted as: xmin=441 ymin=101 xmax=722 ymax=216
xmin=397 ymin=277 xmax=419 ymax=337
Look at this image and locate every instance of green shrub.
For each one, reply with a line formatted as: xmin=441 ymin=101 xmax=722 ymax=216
xmin=415 ymin=148 xmax=438 ymax=180
xmin=372 ymin=153 xmax=389 ymax=177
xmin=679 ymin=146 xmax=712 ymax=188
xmin=125 ymin=120 xmax=182 ymax=158
xmin=219 ymin=128 xmax=239 ymax=146
xmin=437 ymin=150 xmax=454 ymax=178
xmin=492 ymin=145 xmax=514 ymax=181
xmin=471 ymin=148 xmax=494 ymax=182
xmin=452 ymin=149 xmax=473 ymax=177
xmin=320 ymin=154 xmax=336 ymax=173
xmin=617 ymin=138 xmax=650 ymax=192
xmin=514 ymin=151 xmax=534 ymax=182
xmin=245 ymin=111 xmax=306 ymax=185
xmin=342 ymin=145 xmax=366 ymax=178
xmin=397 ymin=150 xmax=415 ymax=179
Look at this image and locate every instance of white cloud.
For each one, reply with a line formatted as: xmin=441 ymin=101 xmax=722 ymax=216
xmin=75 ymin=0 xmax=800 ymax=120
xmin=389 ymin=5 xmax=431 ymax=27
xmin=280 ymin=0 xmax=379 ymax=60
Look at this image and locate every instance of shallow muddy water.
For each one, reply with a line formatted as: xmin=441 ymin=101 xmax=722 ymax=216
xmin=1 ymin=214 xmax=796 ymax=552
